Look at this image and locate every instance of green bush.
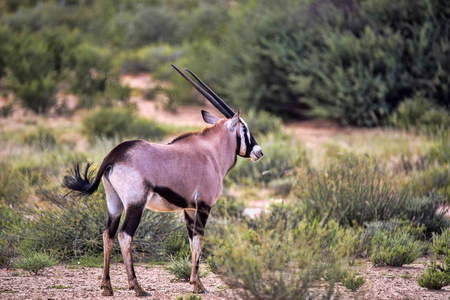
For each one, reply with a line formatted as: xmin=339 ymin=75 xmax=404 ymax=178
xmin=341 ymin=272 xmax=365 ymax=292
xmin=296 ymin=155 xmax=410 ymax=227
xmin=5 ymin=27 xmax=78 ymax=113
xmin=417 ymin=258 xmax=450 ymax=290
xmin=175 ymin=294 xmax=203 ymax=300
xmin=14 ymin=251 xmax=57 ymax=275
xmin=404 ymin=193 xmax=449 ymax=236
xmin=22 ymin=185 xmax=183 ymax=260
xmin=164 ymin=232 xmax=190 ymax=260
xmin=202 ymin=0 xmax=450 ymax=125
xmin=241 ymin=109 xmax=283 ymax=136
xmin=432 ymin=228 xmax=450 ymax=256
xmin=64 ymin=42 xmax=112 ymax=100
xmin=121 ymin=6 xmax=178 ymax=48
xmin=82 ymin=107 xmax=170 ymax=142
xmin=208 ymin=217 xmax=355 ymax=299
xmin=0 ymin=162 xmax=25 ymax=205
xmin=22 ymin=127 xmax=57 ymax=150
xmin=410 ymin=164 xmax=450 ymax=202
xmin=428 ymin=130 xmax=450 ymax=165
xmin=166 ymin=255 xmax=192 ymax=282
xmin=390 ymin=94 xmax=450 ymax=134
xmin=0 ymin=200 xmax=23 ymax=267
xmin=355 ymin=220 xmax=425 ymax=259
xmin=370 ymin=231 xmax=423 ymax=267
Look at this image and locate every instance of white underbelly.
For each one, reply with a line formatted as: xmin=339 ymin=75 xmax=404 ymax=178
xmin=145 ymin=192 xmax=184 ymax=212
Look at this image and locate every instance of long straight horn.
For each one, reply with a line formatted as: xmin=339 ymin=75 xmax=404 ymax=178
xmin=171 ymin=64 xmax=233 ymax=118
xmin=184 ymin=68 xmax=235 ymax=117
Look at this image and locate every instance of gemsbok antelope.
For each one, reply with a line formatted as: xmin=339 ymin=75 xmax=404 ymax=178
xmin=62 ymin=64 xmax=263 ymax=297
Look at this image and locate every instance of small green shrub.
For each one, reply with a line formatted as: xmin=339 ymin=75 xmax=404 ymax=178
xmin=208 ymin=217 xmax=356 ymax=299
xmin=0 ymin=102 xmax=14 ymax=117
xmin=14 ymin=251 xmax=57 ymax=275
xmin=166 ymin=255 xmax=192 ymax=282
xmin=82 ymin=106 xmax=169 ymax=142
xmin=390 ymin=94 xmax=450 ymax=134
xmin=268 ymin=177 xmax=295 ymax=197
xmin=432 ymin=228 xmax=450 ymax=256
xmin=175 ymin=294 xmax=203 ymax=300
xmin=65 ymin=42 xmax=112 ymax=98
xmin=410 ymin=164 xmax=450 ymax=202
xmin=210 ymin=194 xmax=245 ymax=220
xmin=164 ymin=232 xmax=190 ymax=259
xmin=417 ymin=258 xmax=450 ymax=290
xmin=0 ymin=162 xmax=25 ymax=205
xmin=404 ymin=192 xmax=449 ymax=236
xmin=370 ymin=232 xmax=423 ymax=267
xmin=22 ymin=127 xmax=57 ymax=150
xmin=428 ymin=130 xmax=450 ymax=165
xmin=22 ymin=185 xmax=183 ymax=260
xmin=0 ymin=200 xmax=23 ymax=267
xmin=356 ymin=220 xmax=425 ymax=258
xmin=341 ymin=272 xmax=365 ymax=291
xmin=206 ymin=255 xmax=220 ymax=274
xmin=296 ymin=155 xmax=410 ymax=227
xmin=5 ymin=27 xmax=79 ymax=114
xmin=242 ymin=109 xmax=283 ymax=136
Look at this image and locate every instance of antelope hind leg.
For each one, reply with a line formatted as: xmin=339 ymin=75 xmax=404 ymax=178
xmin=101 ymin=181 xmax=123 ymax=297
xmin=118 ymin=204 xmax=150 ymax=297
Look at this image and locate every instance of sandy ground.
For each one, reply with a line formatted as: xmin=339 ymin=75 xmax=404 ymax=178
xmin=2 ymin=259 xmax=450 ymax=300
xmin=2 ymin=73 xmax=450 ymax=299
xmin=0 ymin=264 xmax=233 ymax=300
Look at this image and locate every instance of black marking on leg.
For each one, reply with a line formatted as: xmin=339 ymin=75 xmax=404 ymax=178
xmin=194 ymin=201 xmax=211 ymax=236
xmin=195 ymin=258 xmax=200 ymax=272
xmin=122 ymin=204 xmax=145 ymax=237
xmin=106 ymin=213 xmax=122 ymax=239
xmin=184 ymin=211 xmax=195 ymax=240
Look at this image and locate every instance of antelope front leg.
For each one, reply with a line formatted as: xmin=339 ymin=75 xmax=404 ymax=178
xmin=184 ymin=202 xmax=211 ymax=294
xmin=190 ymin=234 xmax=206 ymax=293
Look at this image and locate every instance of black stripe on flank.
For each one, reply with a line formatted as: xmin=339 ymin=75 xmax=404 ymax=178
xmin=153 ymin=186 xmax=189 ymax=209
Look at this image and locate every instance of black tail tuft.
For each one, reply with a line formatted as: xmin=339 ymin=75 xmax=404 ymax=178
xmin=62 ymin=162 xmax=98 ymax=197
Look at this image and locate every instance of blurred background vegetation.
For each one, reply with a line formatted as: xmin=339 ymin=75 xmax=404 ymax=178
xmin=1 ymin=0 xmax=450 ymax=298
xmin=0 ymin=0 xmax=448 ymax=125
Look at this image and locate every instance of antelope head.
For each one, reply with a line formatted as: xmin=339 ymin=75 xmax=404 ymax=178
xmin=171 ymin=64 xmax=263 ymax=162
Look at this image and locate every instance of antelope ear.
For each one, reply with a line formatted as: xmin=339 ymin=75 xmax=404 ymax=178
xmin=228 ymin=109 xmax=241 ymax=132
xmin=201 ymin=110 xmax=219 ymax=124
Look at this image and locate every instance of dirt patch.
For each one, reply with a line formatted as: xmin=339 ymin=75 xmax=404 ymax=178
xmin=2 ymin=259 xmax=449 ymax=299
xmin=0 ymin=264 xmax=233 ymax=300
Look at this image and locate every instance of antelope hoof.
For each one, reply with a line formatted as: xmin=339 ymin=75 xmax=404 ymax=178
xmin=101 ymin=288 xmax=114 ymax=297
xmin=193 ymin=286 xmax=208 ymax=294
xmin=192 ymin=282 xmax=208 ymax=294
xmin=132 ymin=285 xmax=151 ymax=297
xmin=135 ymin=290 xmax=151 ymax=297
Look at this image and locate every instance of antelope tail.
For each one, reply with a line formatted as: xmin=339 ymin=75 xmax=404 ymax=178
xmin=62 ymin=162 xmax=106 ymax=197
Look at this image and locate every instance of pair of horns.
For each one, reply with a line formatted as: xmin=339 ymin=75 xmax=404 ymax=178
xmin=171 ymin=64 xmax=235 ymax=119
